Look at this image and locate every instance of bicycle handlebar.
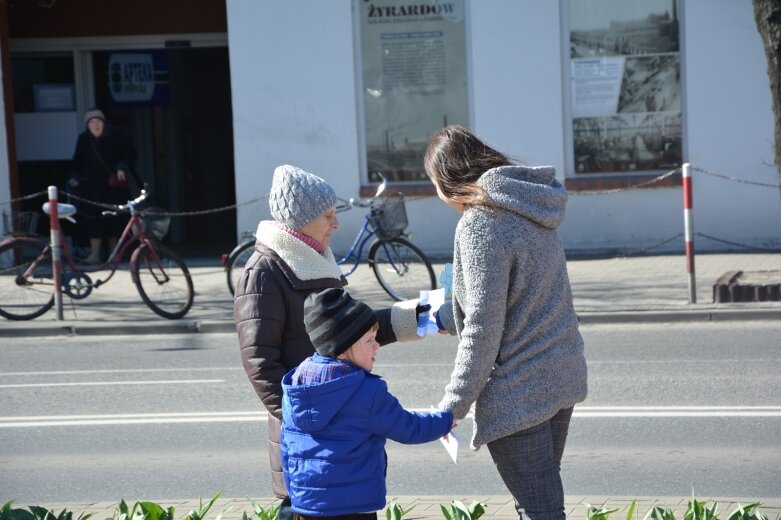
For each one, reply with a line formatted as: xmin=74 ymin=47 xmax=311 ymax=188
xmin=102 ymin=187 xmax=151 ymax=216
xmin=344 ymin=172 xmax=389 ymax=209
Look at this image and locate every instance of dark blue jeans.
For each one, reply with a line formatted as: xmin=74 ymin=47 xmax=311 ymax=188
xmin=486 ymin=407 xmax=574 ymax=520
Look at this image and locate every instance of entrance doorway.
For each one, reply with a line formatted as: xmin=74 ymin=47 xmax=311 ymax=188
xmin=91 ymin=46 xmax=235 ymax=256
xmin=10 ymin=45 xmax=235 ymax=257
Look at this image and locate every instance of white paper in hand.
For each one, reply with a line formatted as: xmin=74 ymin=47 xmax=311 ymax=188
xmin=440 ymin=430 xmax=460 ymax=464
xmin=431 ymin=405 xmax=459 ymax=464
xmin=417 ymin=287 xmax=446 ymax=337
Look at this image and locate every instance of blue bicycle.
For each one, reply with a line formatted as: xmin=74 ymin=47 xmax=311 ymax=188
xmin=225 ymin=175 xmax=436 ymax=301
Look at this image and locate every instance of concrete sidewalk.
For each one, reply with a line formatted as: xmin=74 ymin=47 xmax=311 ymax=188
xmin=15 ymin=495 xmax=781 ymax=520
xmin=0 ymin=252 xmax=779 ymax=336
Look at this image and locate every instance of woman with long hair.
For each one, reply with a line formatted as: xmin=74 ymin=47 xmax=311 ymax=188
xmin=426 ymin=125 xmax=588 ymax=520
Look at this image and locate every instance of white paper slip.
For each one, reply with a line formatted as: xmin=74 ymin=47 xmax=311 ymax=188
xmin=440 ymin=430 xmax=460 ymax=464
xmin=431 ymin=405 xmax=459 ymax=464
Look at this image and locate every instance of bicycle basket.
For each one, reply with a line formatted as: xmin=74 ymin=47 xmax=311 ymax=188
xmin=371 ymin=194 xmax=408 ymax=241
xmin=2 ymin=211 xmax=39 ymax=237
xmin=140 ymin=207 xmax=171 ymax=241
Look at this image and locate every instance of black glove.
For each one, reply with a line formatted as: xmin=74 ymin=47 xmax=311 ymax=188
xmin=415 ymin=303 xmax=431 ymax=320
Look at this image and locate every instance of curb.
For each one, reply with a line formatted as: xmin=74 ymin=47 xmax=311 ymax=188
xmin=2 ymin=309 xmax=780 ymax=337
xmin=576 ymin=308 xmax=781 ymax=324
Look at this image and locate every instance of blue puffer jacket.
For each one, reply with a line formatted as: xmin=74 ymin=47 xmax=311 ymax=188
xmin=281 ymin=356 xmax=452 ymax=516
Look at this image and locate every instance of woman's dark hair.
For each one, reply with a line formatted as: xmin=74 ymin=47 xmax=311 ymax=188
xmin=423 ymin=125 xmax=511 ymax=209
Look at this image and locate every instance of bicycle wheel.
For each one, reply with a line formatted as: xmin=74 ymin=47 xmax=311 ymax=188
xmin=368 ymin=237 xmax=436 ymax=301
xmin=226 ymin=239 xmax=255 ymax=296
xmin=0 ymin=238 xmax=55 ymax=320
xmin=131 ymin=242 xmax=194 ymax=319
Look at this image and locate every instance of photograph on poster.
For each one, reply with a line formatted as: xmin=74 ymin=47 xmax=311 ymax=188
xmin=569 ymin=0 xmax=681 ymax=174
xmin=570 ymin=0 xmax=679 ymax=58
xmin=574 ymin=112 xmax=681 ymax=174
xmin=359 ymin=0 xmax=468 ymax=183
xmin=617 ymin=55 xmax=680 ymax=113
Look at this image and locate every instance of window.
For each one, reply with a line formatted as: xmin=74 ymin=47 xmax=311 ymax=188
xmin=11 ymin=54 xmax=75 ymax=113
xmin=357 ymin=0 xmax=468 ymax=184
xmin=567 ymin=0 xmax=681 ymax=176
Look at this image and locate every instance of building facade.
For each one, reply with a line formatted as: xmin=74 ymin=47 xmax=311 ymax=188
xmin=2 ymin=1 xmax=779 ymax=257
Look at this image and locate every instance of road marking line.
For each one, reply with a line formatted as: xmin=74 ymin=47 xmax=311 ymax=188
xmin=0 ymin=380 xmax=224 ymax=389
xmin=577 ymin=406 xmax=781 ymax=410
xmin=0 ymin=368 xmax=240 ymax=377
xmin=1 ymin=406 xmax=780 ymax=428
xmin=0 ymin=411 xmax=262 ymax=421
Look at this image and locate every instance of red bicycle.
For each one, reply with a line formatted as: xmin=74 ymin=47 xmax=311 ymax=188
xmin=0 ymin=189 xmax=194 ymax=320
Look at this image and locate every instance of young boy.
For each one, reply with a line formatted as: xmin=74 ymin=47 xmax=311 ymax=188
xmin=281 ymin=288 xmax=453 ymax=520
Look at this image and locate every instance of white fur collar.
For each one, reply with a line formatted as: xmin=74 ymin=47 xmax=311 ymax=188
xmin=256 ymin=221 xmax=344 ymax=281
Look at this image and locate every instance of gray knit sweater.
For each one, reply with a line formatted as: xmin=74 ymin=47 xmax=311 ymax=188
xmin=436 ymin=165 xmax=588 ymax=450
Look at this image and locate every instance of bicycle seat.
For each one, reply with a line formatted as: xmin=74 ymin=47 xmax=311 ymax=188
xmin=42 ymin=202 xmax=77 ymax=220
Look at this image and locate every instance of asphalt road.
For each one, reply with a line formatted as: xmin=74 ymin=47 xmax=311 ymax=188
xmin=1 ymin=321 xmax=779 ymax=502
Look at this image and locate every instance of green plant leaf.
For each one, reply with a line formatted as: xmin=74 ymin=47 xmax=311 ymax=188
xmin=386 ymin=502 xmax=400 ymax=520
xmin=728 ymin=503 xmax=768 ymax=520
xmin=185 ymin=491 xmax=222 ymax=520
xmin=438 ymin=501 xmax=485 ymax=520
xmin=644 ymin=505 xmax=677 ymax=520
xmin=386 ymin=502 xmax=416 ymax=520
xmin=213 ymin=505 xmax=232 ymax=520
xmin=246 ymin=501 xmax=278 ymax=520
xmin=137 ymin=502 xmax=167 ymax=520
xmin=466 ymin=502 xmax=486 ymax=520
xmin=27 ymin=506 xmax=52 ymax=520
xmin=625 ymin=500 xmax=637 ymax=520
xmin=587 ymin=504 xmax=620 ymax=520
xmin=0 ymin=502 xmax=35 ymax=520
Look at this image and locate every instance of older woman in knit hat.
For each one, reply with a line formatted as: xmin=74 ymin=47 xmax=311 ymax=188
xmin=234 ymin=165 xmax=426 ymax=520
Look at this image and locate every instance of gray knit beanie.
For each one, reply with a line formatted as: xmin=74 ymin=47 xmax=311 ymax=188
xmin=268 ymin=165 xmax=337 ymax=230
xmin=304 ymin=288 xmax=378 ymax=358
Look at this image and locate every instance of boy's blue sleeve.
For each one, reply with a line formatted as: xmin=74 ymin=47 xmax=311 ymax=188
xmin=369 ymin=380 xmax=453 ymax=444
xmin=280 ymin=424 xmax=291 ymax=492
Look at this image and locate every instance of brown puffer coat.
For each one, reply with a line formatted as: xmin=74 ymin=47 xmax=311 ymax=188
xmin=234 ymin=221 xmax=419 ymax=498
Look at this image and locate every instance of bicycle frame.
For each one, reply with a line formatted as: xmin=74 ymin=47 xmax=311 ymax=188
xmin=27 ymin=193 xmax=162 ymax=291
xmin=1 ymin=188 xmax=194 ymax=321
xmin=46 ymin=213 xmax=152 ymax=289
xmin=335 ymin=213 xmax=377 ymax=276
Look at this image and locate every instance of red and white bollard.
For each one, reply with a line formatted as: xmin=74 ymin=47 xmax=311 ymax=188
xmin=48 ymin=185 xmax=64 ymax=320
xmin=682 ymin=163 xmax=696 ymax=304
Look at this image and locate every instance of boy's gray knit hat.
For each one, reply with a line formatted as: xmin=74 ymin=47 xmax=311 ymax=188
xmin=304 ymin=288 xmax=377 ymax=358
xmin=268 ymin=164 xmax=337 ymax=230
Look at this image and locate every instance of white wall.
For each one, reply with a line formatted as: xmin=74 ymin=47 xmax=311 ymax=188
xmin=228 ymin=0 xmax=365 ymax=253
xmin=680 ymin=0 xmax=780 ymax=248
xmin=227 ymin=0 xmax=781 ymax=256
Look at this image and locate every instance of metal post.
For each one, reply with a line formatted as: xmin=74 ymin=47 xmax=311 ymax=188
xmin=682 ymin=163 xmax=696 ymax=303
xmin=48 ymin=186 xmax=64 ymax=320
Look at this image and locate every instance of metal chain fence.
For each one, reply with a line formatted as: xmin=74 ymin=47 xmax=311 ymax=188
xmin=568 ymin=167 xmax=681 ymax=196
xmin=692 ymin=166 xmax=781 ymax=188
xmin=2 ymin=166 xmax=779 ymax=259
